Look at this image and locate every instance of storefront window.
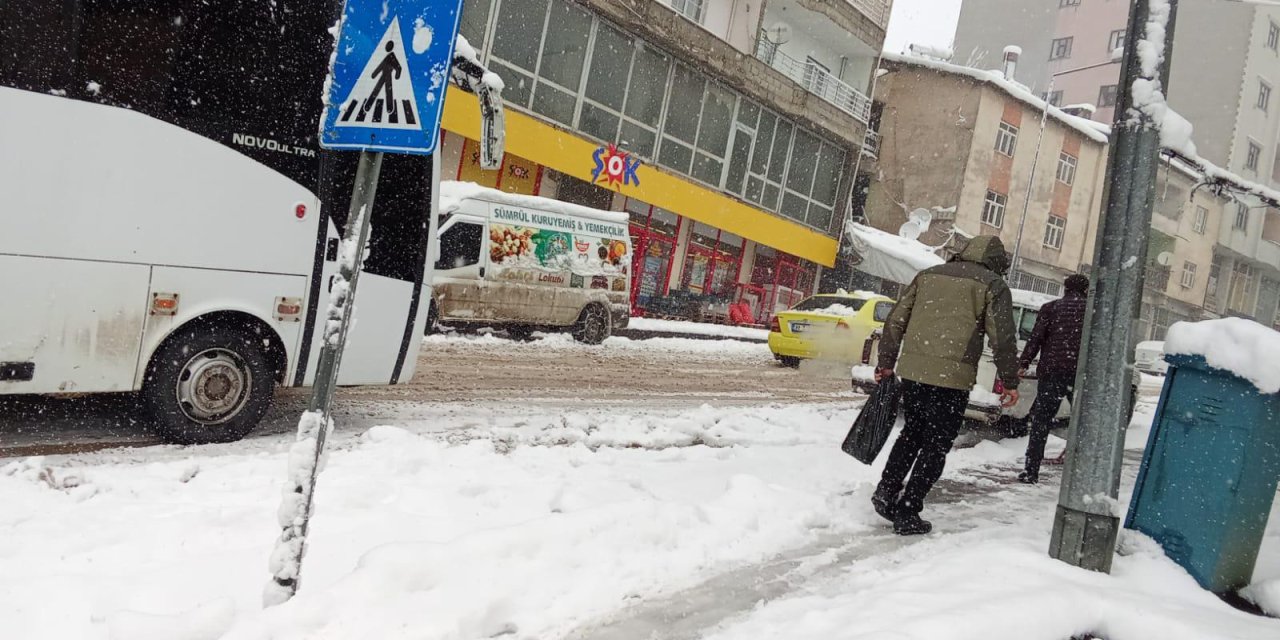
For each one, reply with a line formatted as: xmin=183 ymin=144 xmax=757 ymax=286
xmin=681 ymin=222 xmax=743 ymax=297
xmin=743 ymin=244 xmax=816 ymax=322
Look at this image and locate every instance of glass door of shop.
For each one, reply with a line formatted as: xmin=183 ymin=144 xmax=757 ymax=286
xmin=631 ymin=232 xmax=675 ymax=312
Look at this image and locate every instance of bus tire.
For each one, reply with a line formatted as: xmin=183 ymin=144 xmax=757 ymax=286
xmin=572 ymin=304 xmax=611 ymax=345
xmin=142 ymin=325 xmax=274 ymax=444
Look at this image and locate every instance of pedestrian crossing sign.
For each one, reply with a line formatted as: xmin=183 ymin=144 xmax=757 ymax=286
xmin=320 ymin=0 xmax=463 ymax=155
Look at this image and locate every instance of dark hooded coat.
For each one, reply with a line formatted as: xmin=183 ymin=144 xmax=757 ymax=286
xmin=877 ymin=236 xmax=1021 ymax=391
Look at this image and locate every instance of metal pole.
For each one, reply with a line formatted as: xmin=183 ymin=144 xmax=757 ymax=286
xmin=1010 ymin=75 xmax=1054 ymax=278
xmin=265 ymin=150 xmax=384 ymax=605
xmin=1049 ymin=0 xmax=1177 ymax=572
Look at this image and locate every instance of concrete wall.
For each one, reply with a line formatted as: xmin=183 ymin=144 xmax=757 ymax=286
xmin=864 ymin=65 xmax=980 ymax=231
xmin=759 ymin=0 xmax=880 ymax=94
xmin=1049 ymin=0 xmax=1127 ymax=124
xmin=1148 ymin=164 xmax=1223 ymax=309
xmin=699 ymin=0 xmax=761 ymax=54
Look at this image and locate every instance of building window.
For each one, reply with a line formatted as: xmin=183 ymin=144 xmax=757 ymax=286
xmin=1050 ymin=37 xmax=1073 ymax=60
xmin=1247 ymin=141 xmax=1262 ymax=172
xmin=995 ymin=121 xmax=1019 ymax=156
xmin=982 ymin=190 xmax=1008 ymax=228
xmin=1181 ymin=261 xmax=1197 ymax=288
xmin=1056 ymin=152 xmax=1078 ymax=185
xmin=1108 ymin=29 xmax=1126 ymax=55
xmin=667 ymin=0 xmax=705 ymax=23
xmin=1044 ymin=90 xmax=1064 ymax=107
xmin=1228 ymin=260 xmax=1258 ymax=313
xmin=1270 ymin=21 xmax=1280 ymax=51
xmin=1193 ymin=205 xmax=1208 ymax=234
xmin=1098 ymin=84 xmax=1119 ymax=108
xmin=1060 ymin=0 xmax=1080 ymax=6
xmin=1235 ymin=202 xmax=1251 ymax=229
xmin=1044 ymin=215 xmax=1067 ymax=249
xmin=1259 ymin=80 xmax=1272 ymax=111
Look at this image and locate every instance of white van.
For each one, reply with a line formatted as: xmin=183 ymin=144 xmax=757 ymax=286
xmin=429 ymin=182 xmax=632 ymax=343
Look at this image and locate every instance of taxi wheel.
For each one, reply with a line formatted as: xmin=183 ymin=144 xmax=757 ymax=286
xmin=779 ymin=356 xmax=801 ymax=368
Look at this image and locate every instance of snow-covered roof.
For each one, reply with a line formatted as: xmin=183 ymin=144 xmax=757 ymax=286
xmin=881 ymin=52 xmax=1109 ymax=144
xmin=1010 ymin=289 xmax=1059 ymax=311
xmin=440 ymin=181 xmax=629 ymax=225
xmin=845 ymin=221 xmax=945 ymax=285
xmin=1166 ymin=318 xmax=1280 ymax=394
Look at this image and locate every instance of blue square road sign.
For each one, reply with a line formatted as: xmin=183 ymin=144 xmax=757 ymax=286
xmin=320 ymin=0 xmax=464 ymax=155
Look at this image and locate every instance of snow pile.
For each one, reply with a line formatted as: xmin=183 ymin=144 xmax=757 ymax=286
xmin=627 ymin=317 xmax=769 ymax=341
xmin=1010 ymin=288 xmax=1060 ymax=310
xmin=813 ymin=304 xmax=860 ymax=317
xmin=1243 ymin=578 xmax=1280 ymax=617
xmin=968 ymin=387 xmax=1002 ymax=408
xmin=323 ymin=204 xmax=367 ymax=347
xmin=107 ymin=599 xmax=235 ymax=640
xmin=1165 ymin=317 xmax=1280 ymax=393
xmin=439 ymin=181 xmax=629 ymax=224
xmin=851 ymin=364 xmax=877 ymax=384
xmin=845 ymin=221 xmax=945 ymax=285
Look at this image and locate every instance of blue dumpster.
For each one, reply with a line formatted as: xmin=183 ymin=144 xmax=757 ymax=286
xmin=1124 ymin=353 xmax=1280 ymax=593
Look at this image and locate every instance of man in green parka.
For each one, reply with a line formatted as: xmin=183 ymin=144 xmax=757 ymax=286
xmin=872 ymin=235 xmax=1022 ymax=535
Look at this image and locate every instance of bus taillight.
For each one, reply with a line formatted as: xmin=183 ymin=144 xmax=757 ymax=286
xmin=295 ymin=204 xmax=307 ymax=219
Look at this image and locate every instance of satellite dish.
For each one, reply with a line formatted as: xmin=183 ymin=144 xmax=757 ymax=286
xmin=898 ymin=220 xmax=924 ymax=241
xmin=908 ymin=207 xmax=933 ymax=226
xmin=765 ymin=23 xmax=792 ymax=46
xmin=1156 ymin=251 xmax=1174 ymax=267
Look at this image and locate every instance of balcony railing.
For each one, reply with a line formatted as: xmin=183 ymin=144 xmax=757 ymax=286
xmin=847 ymin=0 xmax=891 ymax=29
xmin=755 ymin=33 xmax=872 ymax=124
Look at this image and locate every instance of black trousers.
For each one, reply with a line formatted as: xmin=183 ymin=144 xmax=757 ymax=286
xmin=1023 ymin=374 xmax=1075 ymax=478
xmin=875 ymin=379 xmax=969 ymax=515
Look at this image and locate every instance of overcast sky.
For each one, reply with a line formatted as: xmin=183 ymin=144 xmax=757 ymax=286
xmin=883 ymin=0 xmax=964 ymax=54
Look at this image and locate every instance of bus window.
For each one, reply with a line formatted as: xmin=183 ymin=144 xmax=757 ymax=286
xmin=77 ymin=0 xmax=182 ymax=112
xmin=436 ymin=222 xmax=483 ymax=271
xmin=0 ymin=0 xmax=77 ymax=92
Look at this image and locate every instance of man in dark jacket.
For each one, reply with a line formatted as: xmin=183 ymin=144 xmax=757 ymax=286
xmin=872 ymin=236 xmax=1021 ymax=535
xmin=1016 ymin=274 xmax=1089 ymax=483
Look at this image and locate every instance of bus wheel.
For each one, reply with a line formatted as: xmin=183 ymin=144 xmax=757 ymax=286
xmin=143 ymin=325 xmax=274 ymax=444
xmin=572 ymin=304 xmax=611 ymax=345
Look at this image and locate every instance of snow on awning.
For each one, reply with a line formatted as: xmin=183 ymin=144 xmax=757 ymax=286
xmin=845 ymin=222 xmax=945 ymax=285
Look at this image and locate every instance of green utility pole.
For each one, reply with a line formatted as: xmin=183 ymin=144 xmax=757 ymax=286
xmin=1049 ymin=0 xmax=1178 ymax=572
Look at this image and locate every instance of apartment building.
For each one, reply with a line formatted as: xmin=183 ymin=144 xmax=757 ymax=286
xmin=864 ymin=53 xmax=1109 ymax=296
xmin=953 ymin=0 xmax=1280 ymax=330
xmin=440 ymin=0 xmax=890 ymax=322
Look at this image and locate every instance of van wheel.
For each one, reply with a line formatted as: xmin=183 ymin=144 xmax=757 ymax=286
xmin=142 ymin=325 xmax=274 ymax=444
xmin=572 ymin=304 xmax=611 ymax=345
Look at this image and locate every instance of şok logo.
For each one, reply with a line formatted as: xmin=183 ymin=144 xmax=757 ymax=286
xmin=591 ymin=144 xmax=642 ymax=188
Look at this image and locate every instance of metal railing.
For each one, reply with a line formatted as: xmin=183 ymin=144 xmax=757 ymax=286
xmin=755 ymin=33 xmax=873 ymax=123
xmin=847 ymin=0 xmax=891 ymax=29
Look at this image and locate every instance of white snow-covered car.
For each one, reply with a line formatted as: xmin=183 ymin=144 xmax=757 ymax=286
xmin=1134 ymin=340 xmax=1168 ymax=376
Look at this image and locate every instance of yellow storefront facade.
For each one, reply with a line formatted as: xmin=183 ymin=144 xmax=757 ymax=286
xmin=439 ymin=87 xmax=842 ymax=324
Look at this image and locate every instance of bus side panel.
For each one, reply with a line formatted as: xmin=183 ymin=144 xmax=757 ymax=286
xmin=0 ymin=255 xmax=150 ymax=394
xmin=135 ymin=266 xmax=307 ymax=388
xmin=0 ymin=88 xmax=320 ymax=277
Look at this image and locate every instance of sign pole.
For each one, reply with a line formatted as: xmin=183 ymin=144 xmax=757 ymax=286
xmin=1049 ymin=0 xmax=1178 ymax=572
xmin=265 ymin=150 xmax=383 ymax=606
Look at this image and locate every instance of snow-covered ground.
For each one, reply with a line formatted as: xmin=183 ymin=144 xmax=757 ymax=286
xmin=2 ymin=386 xmax=1277 ymax=639
xmin=423 ymin=330 xmax=770 ymax=357
xmin=626 ymin=317 xmax=770 ymax=342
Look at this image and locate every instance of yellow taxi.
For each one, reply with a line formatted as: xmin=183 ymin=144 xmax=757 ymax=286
xmin=768 ymin=291 xmax=896 ymax=367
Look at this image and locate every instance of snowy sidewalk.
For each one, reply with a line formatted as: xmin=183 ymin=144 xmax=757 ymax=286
xmin=1 ymin=399 xmax=1276 ymax=639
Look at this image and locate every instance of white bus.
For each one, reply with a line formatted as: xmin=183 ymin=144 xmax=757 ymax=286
xmin=0 ymin=1 xmax=498 ymax=443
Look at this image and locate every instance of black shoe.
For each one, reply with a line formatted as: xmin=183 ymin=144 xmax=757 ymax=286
xmin=1017 ymin=471 xmax=1039 ymax=484
xmin=893 ymin=512 xmax=932 ymax=536
xmin=871 ymin=493 xmax=899 ymax=523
